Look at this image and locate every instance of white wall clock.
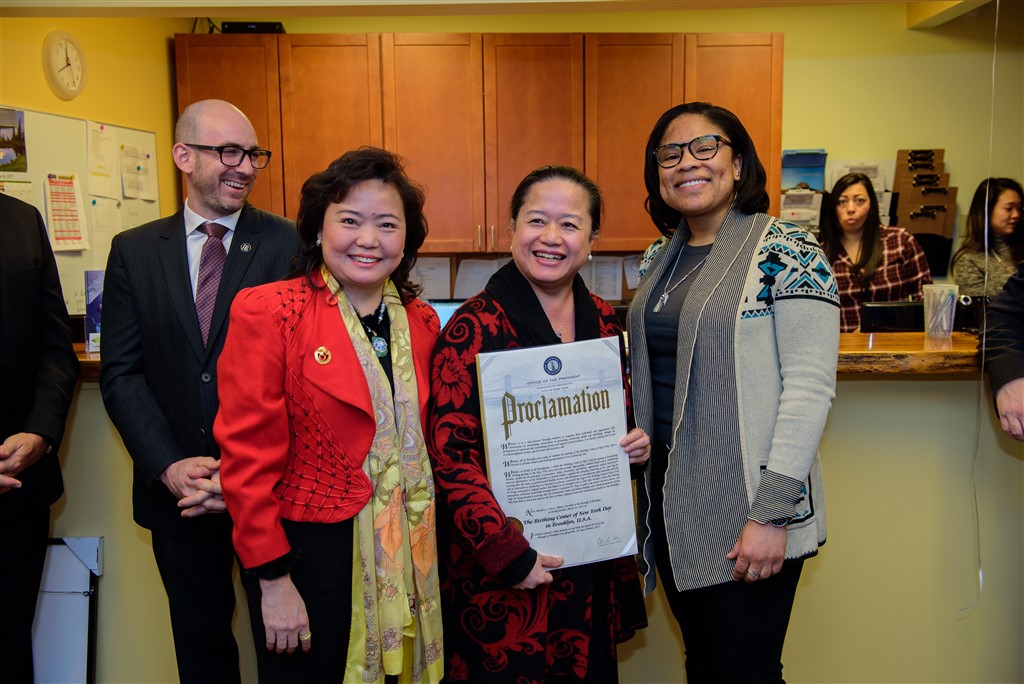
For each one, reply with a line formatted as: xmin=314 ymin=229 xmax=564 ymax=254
xmin=42 ymin=30 xmax=88 ymax=100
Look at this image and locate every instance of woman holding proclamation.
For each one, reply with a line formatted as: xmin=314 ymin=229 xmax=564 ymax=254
xmin=628 ymin=102 xmax=839 ymax=683
xmin=427 ymin=165 xmax=650 ymax=682
xmin=215 ymin=148 xmax=443 ymax=683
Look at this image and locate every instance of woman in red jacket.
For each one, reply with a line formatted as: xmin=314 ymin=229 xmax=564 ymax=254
xmin=216 ymin=148 xmax=443 ymax=683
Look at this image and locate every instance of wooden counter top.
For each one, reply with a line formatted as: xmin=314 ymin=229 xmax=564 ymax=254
xmin=835 ymin=332 xmax=980 ymax=375
xmin=75 ymin=332 xmax=982 ymax=382
xmin=76 ymin=344 xmax=102 ymax=383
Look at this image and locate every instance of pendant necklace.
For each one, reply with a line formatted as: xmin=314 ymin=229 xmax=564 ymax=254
xmin=553 ymin=299 xmax=575 ymax=341
xmin=652 ymin=245 xmax=709 ymax=313
xmin=360 ymin=299 xmax=389 ymax=358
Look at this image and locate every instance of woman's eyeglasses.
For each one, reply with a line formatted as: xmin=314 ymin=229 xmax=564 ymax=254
xmin=653 ymin=134 xmax=732 ymax=168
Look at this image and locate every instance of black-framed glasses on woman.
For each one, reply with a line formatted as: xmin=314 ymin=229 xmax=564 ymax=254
xmin=185 ymin=144 xmax=272 ymax=169
xmin=654 ymin=134 xmax=732 ymax=168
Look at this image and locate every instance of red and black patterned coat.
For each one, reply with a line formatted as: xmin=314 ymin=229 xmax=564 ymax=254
xmin=427 ymin=288 xmax=646 ymax=683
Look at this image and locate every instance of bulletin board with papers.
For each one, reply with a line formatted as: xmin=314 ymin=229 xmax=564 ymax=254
xmin=0 ymin=106 xmax=161 ymax=314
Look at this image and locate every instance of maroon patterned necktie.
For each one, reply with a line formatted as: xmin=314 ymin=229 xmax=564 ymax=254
xmin=195 ymin=222 xmax=228 ymax=346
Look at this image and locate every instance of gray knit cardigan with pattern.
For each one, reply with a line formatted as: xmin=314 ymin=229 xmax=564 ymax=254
xmin=628 ymin=208 xmax=840 ymax=594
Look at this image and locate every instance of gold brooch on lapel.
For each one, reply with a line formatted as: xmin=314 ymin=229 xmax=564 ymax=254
xmin=313 ymin=346 xmax=332 ymax=364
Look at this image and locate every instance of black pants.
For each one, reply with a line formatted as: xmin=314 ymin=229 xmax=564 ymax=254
xmin=649 ymin=442 xmax=802 ymax=684
xmin=241 ymin=519 xmax=354 ymax=684
xmin=0 ymin=504 xmax=49 ymax=684
xmin=151 ymin=520 xmax=241 ymax=684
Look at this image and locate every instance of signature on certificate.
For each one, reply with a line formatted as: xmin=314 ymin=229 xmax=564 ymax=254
xmin=596 ymin=534 xmax=623 ymax=547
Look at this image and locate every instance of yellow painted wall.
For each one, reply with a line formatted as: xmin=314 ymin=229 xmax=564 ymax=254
xmin=2 ymin=3 xmax=1021 ymax=217
xmin=239 ymin=1 xmax=1024 ymax=199
xmin=2 ymin=3 xmax=1022 ymax=682
xmin=56 ymin=376 xmax=1023 ymax=683
xmin=0 ymin=17 xmax=191 ymax=213
xmin=54 ymin=387 xmax=259 ymax=683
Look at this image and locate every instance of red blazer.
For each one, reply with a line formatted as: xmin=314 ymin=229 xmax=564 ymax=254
xmin=216 ymin=273 xmax=439 ymax=568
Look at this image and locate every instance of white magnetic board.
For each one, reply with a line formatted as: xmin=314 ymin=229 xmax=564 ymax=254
xmin=0 ymin=106 xmax=161 ymax=314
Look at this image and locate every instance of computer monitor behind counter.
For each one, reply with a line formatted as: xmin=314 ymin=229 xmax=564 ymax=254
xmin=428 ymin=300 xmax=634 ymax=343
xmin=860 ymin=301 xmax=924 ymax=332
xmin=428 ymin=299 xmax=466 ymax=330
xmin=860 ymin=298 xmax=986 ymax=334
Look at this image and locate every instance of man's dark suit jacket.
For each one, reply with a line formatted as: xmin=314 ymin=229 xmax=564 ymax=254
xmin=0 ymin=193 xmax=79 ymax=514
xmin=100 ymin=203 xmax=299 ymax=533
xmin=984 ymin=260 xmax=1024 ymax=393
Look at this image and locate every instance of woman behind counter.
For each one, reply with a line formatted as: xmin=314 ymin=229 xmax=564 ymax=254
xmin=628 ymin=102 xmax=839 ymax=683
xmin=951 ymin=177 xmax=1024 ymax=298
xmin=428 ymin=166 xmax=650 ymax=682
xmin=818 ymin=172 xmax=932 ymax=332
xmin=215 ymin=148 xmax=443 ymax=683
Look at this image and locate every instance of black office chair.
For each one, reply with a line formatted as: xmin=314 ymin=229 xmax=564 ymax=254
xmin=911 ymin=232 xmax=953 ymax=277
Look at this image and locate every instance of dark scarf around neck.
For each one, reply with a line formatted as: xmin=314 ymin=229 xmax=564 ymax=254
xmin=485 ymin=261 xmax=602 ymax=347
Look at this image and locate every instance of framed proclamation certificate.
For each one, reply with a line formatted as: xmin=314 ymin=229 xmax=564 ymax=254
xmin=476 ymin=337 xmax=637 ymax=567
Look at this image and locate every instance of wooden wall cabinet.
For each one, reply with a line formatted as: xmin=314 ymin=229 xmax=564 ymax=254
xmin=381 ymin=33 xmax=484 ymax=253
xmin=279 ymin=34 xmax=382 ymax=219
xmin=585 ymin=33 xmax=685 ymax=252
xmin=684 ymin=32 xmax=784 ymax=217
xmin=175 ymin=31 xmax=782 ymax=253
xmin=175 ymin=33 xmax=384 ymax=221
xmin=381 ymin=33 xmax=583 ymax=253
xmin=483 ymin=34 xmax=584 ymax=253
xmin=175 ymin=34 xmax=285 ymax=215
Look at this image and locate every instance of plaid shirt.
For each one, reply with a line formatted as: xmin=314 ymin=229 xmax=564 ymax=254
xmin=833 ymin=225 xmax=933 ymax=332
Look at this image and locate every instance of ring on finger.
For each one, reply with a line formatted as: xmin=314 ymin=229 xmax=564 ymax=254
xmin=299 ymin=631 xmax=312 ymax=641
xmin=746 ymin=568 xmax=760 ymax=580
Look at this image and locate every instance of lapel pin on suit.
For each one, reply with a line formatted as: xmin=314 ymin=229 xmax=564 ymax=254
xmin=240 ymin=242 xmax=252 ymax=252
xmin=314 ymin=346 xmax=332 ymax=364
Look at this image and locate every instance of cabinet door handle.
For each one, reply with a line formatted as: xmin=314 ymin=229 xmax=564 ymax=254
xmin=477 ymin=225 xmax=483 ymax=251
xmin=490 ymin=225 xmax=496 ymax=249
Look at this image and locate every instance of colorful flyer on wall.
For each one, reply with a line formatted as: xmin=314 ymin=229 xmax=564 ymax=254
xmin=476 ymin=337 xmax=636 ymax=568
xmin=44 ymin=173 xmax=90 ymax=251
xmin=84 ymin=269 xmax=104 ymax=352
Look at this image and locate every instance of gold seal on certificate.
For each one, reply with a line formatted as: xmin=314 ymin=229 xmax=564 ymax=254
xmin=476 ymin=337 xmax=637 ymax=567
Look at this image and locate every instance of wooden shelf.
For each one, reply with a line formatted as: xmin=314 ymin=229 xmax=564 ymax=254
xmin=78 ymin=332 xmax=981 ymax=383
xmin=836 ymin=332 xmax=979 ymax=375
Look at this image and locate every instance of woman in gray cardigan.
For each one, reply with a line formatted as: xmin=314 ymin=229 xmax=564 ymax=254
xmin=951 ymin=177 xmax=1024 ymax=298
xmin=627 ymin=102 xmax=840 ymax=683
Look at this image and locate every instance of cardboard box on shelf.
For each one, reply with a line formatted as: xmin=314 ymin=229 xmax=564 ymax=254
xmin=897 ymin=183 xmax=957 ymax=206
xmin=896 ymin=148 xmax=944 ymax=165
xmin=897 ymin=203 xmax=956 ymax=237
xmin=893 ymin=167 xmax=949 ymax=190
xmin=893 ymin=149 xmax=948 ymax=191
xmin=895 ymin=171 xmax=951 ymax=188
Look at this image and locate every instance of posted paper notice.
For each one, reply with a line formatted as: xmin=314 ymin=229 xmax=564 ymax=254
xmin=476 ymin=337 xmax=637 ymax=567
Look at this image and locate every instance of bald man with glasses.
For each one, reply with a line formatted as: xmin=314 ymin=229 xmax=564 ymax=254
xmin=100 ymin=99 xmax=300 ymax=683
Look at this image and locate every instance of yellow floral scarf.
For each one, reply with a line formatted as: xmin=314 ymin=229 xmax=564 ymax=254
xmin=322 ymin=266 xmax=444 ymax=683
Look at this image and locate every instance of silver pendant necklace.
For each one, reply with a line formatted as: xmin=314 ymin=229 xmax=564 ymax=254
xmin=360 ymin=299 xmax=388 ymax=358
xmin=553 ymin=299 xmax=575 ymax=341
xmin=652 ymin=245 xmax=709 ymax=313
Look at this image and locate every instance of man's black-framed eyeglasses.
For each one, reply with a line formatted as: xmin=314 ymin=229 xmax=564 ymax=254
xmin=653 ymin=134 xmax=732 ymax=168
xmin=185 ymin=144 xmax=272 ymax=169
